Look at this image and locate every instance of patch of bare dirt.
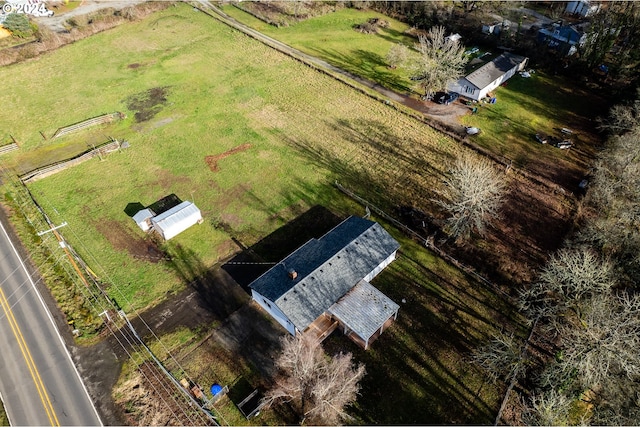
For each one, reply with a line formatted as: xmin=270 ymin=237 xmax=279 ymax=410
xmin=125 ymin=86 xmax=170 ymax=123
xmin=94 ymin=219 xmax=166 ymax=263
xmin=127 ymin=63 xmax=140 ymax=69
xmin=205 ymin=143 xmax=252 ymax=172
xmin=443 ymin=173 xmax=574 ymax=288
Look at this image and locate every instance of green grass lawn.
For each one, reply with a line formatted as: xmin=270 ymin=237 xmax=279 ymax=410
xmin=221 ymin=4 xmax=607 ymax=188
xmin=0 ymin=401 xmax=7 ymax=427
xmin=460 ymin=70 xmax=607 ymax=185
xmin=0 ymin=4 xmax=530 ymax=423
xmin=0 ymin=3 xmax=459 ymax=313
xmin=222 ymin=5 xmax=417 ymax=93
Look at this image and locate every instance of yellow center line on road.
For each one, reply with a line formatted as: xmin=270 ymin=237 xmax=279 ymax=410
xmin=0 ymin=287 xmax=60 ymax=427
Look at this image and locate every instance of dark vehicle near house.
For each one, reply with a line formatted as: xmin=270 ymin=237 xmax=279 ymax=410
xmin=434 ymin=91 xmax=459 ymax=105
xmin=535 ymin=133 xmax=548 ymax=144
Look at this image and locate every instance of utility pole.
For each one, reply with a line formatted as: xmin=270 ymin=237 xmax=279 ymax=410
xmin=36 ymin=222 xmax=68 ymax=236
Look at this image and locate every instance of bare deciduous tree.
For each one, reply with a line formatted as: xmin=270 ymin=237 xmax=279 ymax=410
xmin=386 ymin=43 xmax=409 ymax=69
xmin=519 ymin=247 xmax=614 ymax=325
xmin=559 ymin=293 xmax=640 ymax=388
xmin=471 ymin=331 xmax=524 ymax=384
xmin=435 ymin=153 xmax=506 ymax=240
xmin=522 ymin=389 xmax=572 ymax=426
xmin=408 ymin=26 xmax=467 ymax=99
xmin=262 ymin=334 xmax=365 ymax=425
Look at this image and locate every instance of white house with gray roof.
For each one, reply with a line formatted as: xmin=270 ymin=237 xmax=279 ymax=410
xmin=249 ymin=216 xmax=400 ymax=350
xmin=448 ymin=53 xmax=528 ymax=101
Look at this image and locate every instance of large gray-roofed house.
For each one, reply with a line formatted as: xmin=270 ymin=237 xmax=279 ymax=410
xmin=249 ymin=215 xmax=400 ymax=349
xmin=448 ymin=53 xmax=528 ymax=101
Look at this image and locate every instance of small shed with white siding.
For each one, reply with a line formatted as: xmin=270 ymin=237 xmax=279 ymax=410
xmin=151 ymin=201 xmax=203 ymax=240
xmin=249 ymin=215 xmax=400 ymax=349
xmin=132 ymin=208 xmax=155 ymax=232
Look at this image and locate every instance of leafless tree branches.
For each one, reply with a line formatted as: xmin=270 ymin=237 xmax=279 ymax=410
xmin=262 ymin=334 xmax=365 ymax=425
xmin=434 ymin=153 xmax=506 ymax=240
xmin=471 ymin=331 xmax=524 ymax=384
xmin=408 ymin=26 xmax=468 ymax=99
xmin=386 ymin=43 xmax=409 ymax=69
xmin=520 ymin=247 xmax=614 ymax=322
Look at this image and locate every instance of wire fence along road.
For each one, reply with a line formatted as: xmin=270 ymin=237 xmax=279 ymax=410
xmin=0 ymin=219 xmax=102 ymax=426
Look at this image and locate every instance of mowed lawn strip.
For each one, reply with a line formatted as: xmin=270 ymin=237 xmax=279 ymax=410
xmin=2 ymin=4 xmax=459 ymax=312
xmin=222 ymin=5 xmax=416 ymax=93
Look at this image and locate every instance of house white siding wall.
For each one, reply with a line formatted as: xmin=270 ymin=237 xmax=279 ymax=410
xmin=363 ymin=250 xmax=397 ymax=283
xmin=250 ymin=290 xmax=296 ymax=335
xmin=478 ymin=65 xmax=515 ymax=99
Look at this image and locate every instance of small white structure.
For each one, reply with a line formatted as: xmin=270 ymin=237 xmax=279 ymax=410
xmin=448 ymin=53 xmax=528 ymax=101
xmin=132 ymin=208 xmax=155 ymax=232
xmin=150 ymin=201 xmax=203 ymax=240
xmin=446 ymin=33 xmax=462 ymax=43
xmin=565 ymin=0 xmax=600 ymax=17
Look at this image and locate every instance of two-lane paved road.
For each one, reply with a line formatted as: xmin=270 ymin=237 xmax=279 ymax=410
xmin=0 ymin=220 xmax=102 ymax=426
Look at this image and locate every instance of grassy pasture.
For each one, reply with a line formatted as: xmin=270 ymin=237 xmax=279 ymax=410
xmin=0 ymin=3 xmax=529 ymax=423
xmin=1 ymin=3 xmax=459 ymax=312
xmin=223 ymin=5 xmax=606 ymax=188
xmin=222 ymin=5 xmax=417 ymax=93
xmin=460 ymin=71 xmax=608 ymax=187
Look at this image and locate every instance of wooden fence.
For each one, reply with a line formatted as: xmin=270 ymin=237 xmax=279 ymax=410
xmin=20 ymin=139 xmax=122 ymax=183
xmin=51 ymin=112 xmax=124 ymax=139
xmin=0 ymin=142 xmax=18 ymax=156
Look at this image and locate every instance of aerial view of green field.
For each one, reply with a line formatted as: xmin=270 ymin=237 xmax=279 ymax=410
xmin=2 ymin=0 xmax=636 ymax=425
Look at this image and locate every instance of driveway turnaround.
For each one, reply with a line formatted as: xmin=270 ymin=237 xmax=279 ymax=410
xmin=0 ymin=220 xmax=102 ymax=426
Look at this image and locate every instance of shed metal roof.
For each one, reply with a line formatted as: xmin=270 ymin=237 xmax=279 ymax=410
xmin=249 ymin=216 xmax=400 ymax=332
xmin=329 ymin=280 xmax=399 ymax=343
xmin=465 ymin=53 xmax=527 ymax=90
xmin=132 ymin=208 xmax=154 ymax=224
xmin=151 ymin=201 xmax=201 ymax=238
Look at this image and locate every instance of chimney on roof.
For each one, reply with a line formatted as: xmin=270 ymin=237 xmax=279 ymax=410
xmin=288 ymin=269 xmax=298 ymax=280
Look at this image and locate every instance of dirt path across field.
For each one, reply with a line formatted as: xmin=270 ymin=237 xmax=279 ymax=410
xmin=195 ymin=1 xmax=470 ymax=130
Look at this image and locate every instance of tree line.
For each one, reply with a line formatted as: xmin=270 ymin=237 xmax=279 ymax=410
xmin=471 ymin=90 xmax=640 ymax=426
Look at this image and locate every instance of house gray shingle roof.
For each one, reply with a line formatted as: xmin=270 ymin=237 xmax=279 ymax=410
xmin=465 ymin=53 xmax=527 ymax=90
xmin=329 ymin=280 xmax=399 ymax=342
xmin=249 ymin=216 xmax=400 ymax=332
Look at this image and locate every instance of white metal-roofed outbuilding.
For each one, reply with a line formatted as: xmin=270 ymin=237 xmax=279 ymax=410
xmin=132 ymin=208 xmax=155 ymax=232
xmin=151 ymin=201 xmax=203 ymax=240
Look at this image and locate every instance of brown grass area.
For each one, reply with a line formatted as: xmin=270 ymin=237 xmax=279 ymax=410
xmin=205 ymin=143 xmax=252 ymax=172
xmin=113 ymin=361 xmax=214 ymax=426
xmin=94 ymin=219 xmax=166 ymax=263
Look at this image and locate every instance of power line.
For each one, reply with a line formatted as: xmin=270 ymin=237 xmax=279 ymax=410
xmin=0 ymin=169 xmax=212 ymax=425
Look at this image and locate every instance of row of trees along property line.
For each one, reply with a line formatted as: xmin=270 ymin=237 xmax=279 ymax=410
xmin=471 ymin=89 xmax=640 ymax=426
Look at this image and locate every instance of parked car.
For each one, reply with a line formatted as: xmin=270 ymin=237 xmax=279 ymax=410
xmin=535 ymin=133 xmax=548 ymax=144
xmin=555 ymin=139 xmax=573 ymax=149
xmin=434 ymin=91 xmax=459 ymax=105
